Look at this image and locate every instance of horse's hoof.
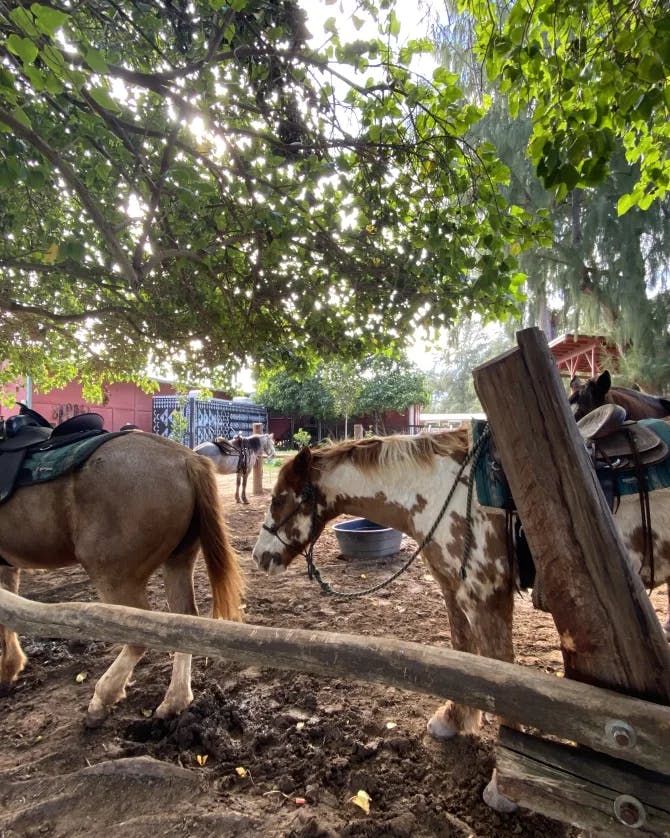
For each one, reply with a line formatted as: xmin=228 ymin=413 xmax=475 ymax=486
xmin=483 ymin=771 xmax=518 ymax=813
xmin=426 ymin=712 xmax=458 ymax=740
xmin=242 ymin=499 xmax=249 ymax=505
xmin=85 ymin=697 xmax=110 ymax=729
xmin=84 ymin=709 xmax=108 ymax=729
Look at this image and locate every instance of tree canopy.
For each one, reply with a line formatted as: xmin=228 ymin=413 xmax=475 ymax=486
xmin=0 ymin=0 xmax=541 ymax=399
xmin=462 ymin=0 xmax=670 ymax=214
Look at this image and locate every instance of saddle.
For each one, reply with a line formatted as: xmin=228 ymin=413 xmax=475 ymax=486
xmin=214 ymin=435 xmax=249 ymax=473
xmin=577 ymin=404 xmax=668 ymax=469
xmin=0 ymin=405 xmax=106 ymax=504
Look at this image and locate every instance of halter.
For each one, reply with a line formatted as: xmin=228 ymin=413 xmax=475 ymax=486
xmin=263 ymin=427 xmax=491 ymax=599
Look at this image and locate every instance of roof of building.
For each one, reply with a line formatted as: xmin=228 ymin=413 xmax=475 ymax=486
xmin=548 ymin=333 xmax=620 ymax=379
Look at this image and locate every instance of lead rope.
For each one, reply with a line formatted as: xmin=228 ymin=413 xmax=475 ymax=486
xmin=305 ymin=426 xmax=491 ymax=599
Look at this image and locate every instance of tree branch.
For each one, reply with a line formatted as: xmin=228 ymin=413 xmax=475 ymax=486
xmin=0 ymin=107 xmax=139 ymax=288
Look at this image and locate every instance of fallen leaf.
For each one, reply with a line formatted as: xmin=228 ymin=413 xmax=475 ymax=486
xmin=350 ymin=789 xmax=371 ymax=814
xmin=196 ymin=754 xmax=208 ymax=766
xmin=385 ymin=721 xmax=397 ymax=730
xmin=235 ymin=766 xmax=248 ymax=777
xmin=360 ymin=574 xmax=367 ymax=579
xmin=75 ymin=672 xmax=88 ymax=683
xmin=141 ymin=709 xmax=153 ymax=718
xmin=296 ymin=721 xmax=305 ymax=730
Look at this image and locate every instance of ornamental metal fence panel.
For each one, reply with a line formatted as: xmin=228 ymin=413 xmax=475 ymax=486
xmin=152 ymin=396 xmax=268 ymax=448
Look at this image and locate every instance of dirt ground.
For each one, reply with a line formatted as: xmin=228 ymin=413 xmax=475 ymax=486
xmin=1 ymin=469 xmax=667 ymax=838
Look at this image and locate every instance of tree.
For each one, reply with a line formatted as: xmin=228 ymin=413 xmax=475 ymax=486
xmin=320 ymin=358 xmax=361 ymax=438
xmin=0 ymin=0 xmax=543 ymax=400
xmin=354 ymin=355 xmax=429 ymax=433
xmin=462 ymin=0 xmax=670 ymax=214
xmin=255 ymin=366 xmax=334 ymax=438
xmin=425 ymin=318 xmax=510 ymax=411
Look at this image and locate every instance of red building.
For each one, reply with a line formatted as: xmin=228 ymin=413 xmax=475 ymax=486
xmin=2 ymin=378 xmax=228 ymax=432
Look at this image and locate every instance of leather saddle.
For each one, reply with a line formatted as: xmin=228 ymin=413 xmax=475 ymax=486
xmin=0 ymin=405 xmax=106 ymax=504
xmin=577 ymin=404 xmax=668 ymax=469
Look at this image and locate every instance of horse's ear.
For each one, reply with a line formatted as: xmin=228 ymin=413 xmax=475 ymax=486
xmin=596 ymin=370 xmax=612 ymax=395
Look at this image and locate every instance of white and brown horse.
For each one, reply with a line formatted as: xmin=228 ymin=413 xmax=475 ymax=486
xmin=0 ymin=432 xmax=243 ymax=725
xmin=195 ymin=433 xmax=275 ymax=504
xmin=252 ymin=429 xmax=670 ymax=806
xmin=570 ymin=370 xmax=670 ymax=636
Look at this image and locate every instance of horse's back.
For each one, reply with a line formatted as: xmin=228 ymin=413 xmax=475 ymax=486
xmin=0 ymin=433 xmax=200 ymax=571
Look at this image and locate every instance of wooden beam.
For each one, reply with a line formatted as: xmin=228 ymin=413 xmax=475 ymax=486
xmin=473 ymin=327 xmax=670 ymax=702
xmin=496 ymin=727 xmax=670 ymax=837
xmin=1 ymin=587 xmax=669 ymax=773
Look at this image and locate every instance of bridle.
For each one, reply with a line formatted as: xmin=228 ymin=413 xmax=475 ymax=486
xmin=261 ymin=482 xmax=318 ymax=553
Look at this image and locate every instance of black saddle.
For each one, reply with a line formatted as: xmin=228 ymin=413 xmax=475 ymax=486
xmin=0 ymin=405 xmax=106 ymax=504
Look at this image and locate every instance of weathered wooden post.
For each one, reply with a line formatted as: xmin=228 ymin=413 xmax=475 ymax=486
xmin=252 ymin=421 xmax=264 ymax=495
xmin=353 ymin=424 xmax=364 ymax=440
xmin=473 ymin=327 xmax=670 ymax=830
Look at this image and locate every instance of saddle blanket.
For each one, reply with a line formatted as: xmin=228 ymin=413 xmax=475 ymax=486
xmin=472 ymin=418 xmax=670 ymax=511
xmin=16 ymin=432 xmax=119 ymax=488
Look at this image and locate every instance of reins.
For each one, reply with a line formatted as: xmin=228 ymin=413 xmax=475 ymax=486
xmin=269 ymin=427 xmax=491 ymax=600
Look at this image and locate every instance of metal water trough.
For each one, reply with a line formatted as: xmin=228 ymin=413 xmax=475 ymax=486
xmin=332 ymin=518 xmax=402 ymax=559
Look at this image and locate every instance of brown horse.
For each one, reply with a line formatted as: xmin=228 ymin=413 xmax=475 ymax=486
xmin=570 ymin=369 xmax=670 ymax=638
xmin=569 ymin=370 xmax=670 ymax=421
xmin=0 ymin=432 xmax=243 ymax=725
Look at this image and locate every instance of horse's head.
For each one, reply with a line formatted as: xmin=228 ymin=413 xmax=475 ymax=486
xmin=262 ymin=433 xmax=276 ymax=458
xmin=253 ymin=446 xmax=327 ymax=574
xmin=568 ymin=370 xmax=612 ymax=420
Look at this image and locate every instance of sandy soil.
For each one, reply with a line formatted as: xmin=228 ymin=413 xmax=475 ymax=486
xmin=0 ymin=470 xmax=666 ymax=838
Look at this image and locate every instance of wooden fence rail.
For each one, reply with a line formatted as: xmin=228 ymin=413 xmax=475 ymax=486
xmin=1 ymin=586 xmax=668 ymax=775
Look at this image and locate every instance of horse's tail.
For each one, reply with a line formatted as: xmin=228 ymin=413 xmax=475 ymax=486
xmin=185 ymin=454 xmax=244 ymax=621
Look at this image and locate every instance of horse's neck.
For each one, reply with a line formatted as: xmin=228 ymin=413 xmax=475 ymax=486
xmin=321 ymin=455 xmax=460 ymax=540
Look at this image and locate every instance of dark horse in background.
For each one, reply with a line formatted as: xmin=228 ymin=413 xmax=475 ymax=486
xmin=569 ymin=369 xmax=670 ymax=421
xmin=569 ymin=369 xmax=670 ymax=638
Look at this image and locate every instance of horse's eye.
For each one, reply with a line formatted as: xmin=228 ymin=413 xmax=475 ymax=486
xmin=271 ymin=496 xmax=286 ymax=510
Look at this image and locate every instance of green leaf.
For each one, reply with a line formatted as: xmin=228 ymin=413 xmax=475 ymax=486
xmin=617 ymin=192 xmax=637 ymax=216
xmin=31 ymin=3 xmax=69 ymax=37
xmin=11 ymin=107 xmax=32 ymax=129
xmin=87 ymin=85 xmax=121 ymax=113
xmin=7 ymin=34 xmax=39 ymax=65
xmin=84 ymin=47 xmax=110 ymax=74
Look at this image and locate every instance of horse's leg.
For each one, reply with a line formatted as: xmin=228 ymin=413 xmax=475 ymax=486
xmin=85 ymin=580 xmax=151 ymax=727
xmin=426 ymin=585 xmax=483 ymax=738
xmin=665 ymin=584 xmax=670 ymax=641
xmin=235 ymin=471 xmax=241 ymax=503
xmin=0 ymin=566 xmax=27 ymax=685
xmin=154 ymin=547 xmax=199 ymax=718
xmin=241 ymin=470 xmax=249 ymax=504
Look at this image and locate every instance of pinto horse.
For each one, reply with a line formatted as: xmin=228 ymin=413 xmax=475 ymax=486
xmin=570 ymin=369 xmax=670 ymax=637
xmin=252 ymin=430 xmax=670 ymax=808
xmin=0 ymin=432 xmax=243 ymax=726
xmin=195 ymin=433 xmax=275 ymax=504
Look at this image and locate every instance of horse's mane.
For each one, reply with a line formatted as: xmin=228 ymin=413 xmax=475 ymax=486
xmin=309 ymin=428 xmax=469 ymax=473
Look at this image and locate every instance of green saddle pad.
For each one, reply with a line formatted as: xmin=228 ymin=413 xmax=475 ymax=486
xmin=17 ymin=432 xmax=119 ymax=487
xmin=471 ymin=418 xmax=670 ymax=511
xmin=617 ymin=419 xmax=670 ymax=495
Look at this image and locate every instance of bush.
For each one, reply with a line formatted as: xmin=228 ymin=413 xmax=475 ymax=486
xmin=293 ymin=427 xmax=311 ymax=449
